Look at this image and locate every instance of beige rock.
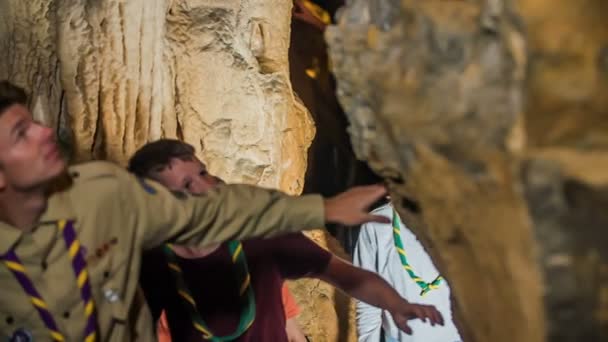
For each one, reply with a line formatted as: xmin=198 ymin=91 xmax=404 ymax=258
xmin=326 ymin=0 xmax=608 ymax=341
xmin=327 ymin=1 xmax=541 ymax=337
xmin=516 ymin=0 xmax=608 ymax=148
xmin=0 ymin=0 xmax=313 ymax=194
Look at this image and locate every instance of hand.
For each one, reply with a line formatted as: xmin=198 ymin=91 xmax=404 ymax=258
xmin=391 ymin=302 xmax=444 ymax=335
xmin=324 ymin=184 xmax=390 ymax=226
xmin=292 ymin=0 xmax=328 ymax=31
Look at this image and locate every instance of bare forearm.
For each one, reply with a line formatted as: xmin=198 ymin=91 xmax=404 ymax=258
xmin=347 ymin=271 xmax=405 ymax=312
xmin=285 ymin=318 xmax=307 ymax=342
xmin=319 ymin=257 xmax=406 ymax=313
xmin=319 ymin=256 xmax=444 ymax=334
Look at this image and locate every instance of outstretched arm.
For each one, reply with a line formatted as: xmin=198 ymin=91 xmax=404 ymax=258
xmin=292 ymin=0 xmax=329 ymax=31
xmin=112 ymin=156 xmax=388 ymax=250
xmin=317 ymin=255 xmax=444 ymax=335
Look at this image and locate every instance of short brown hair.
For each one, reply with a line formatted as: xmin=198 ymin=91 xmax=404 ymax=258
xmin=0 ymin=81 xmax=28 ymax=115
xmin=128 ymin=139 xmax=196 ymax=177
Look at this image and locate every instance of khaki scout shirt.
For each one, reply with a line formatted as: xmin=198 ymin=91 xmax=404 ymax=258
xmin=0 ymin=161 xmax=324 ymax=341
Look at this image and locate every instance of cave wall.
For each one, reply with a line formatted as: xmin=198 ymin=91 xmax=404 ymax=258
xmin=518 ymin=0 xmax=608 ymax=149
xmin=0 ymin=0 xmax=313 ymax=194
xmin=326 ymin=0 xmax=608 ymax=341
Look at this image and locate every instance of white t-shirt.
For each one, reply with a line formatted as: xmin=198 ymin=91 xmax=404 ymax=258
xmin=353 ymin=203 xmax=462 ymax=342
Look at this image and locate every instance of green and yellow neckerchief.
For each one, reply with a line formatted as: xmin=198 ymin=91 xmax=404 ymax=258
xmin=392 ymin=210 xmax=443 ymax=296
xmin=162 ymin=241 xmax=255 ymax=341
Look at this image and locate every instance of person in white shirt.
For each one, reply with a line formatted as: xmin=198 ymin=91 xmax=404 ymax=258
xmin=354 ymin=202 xmax=462 ymax=342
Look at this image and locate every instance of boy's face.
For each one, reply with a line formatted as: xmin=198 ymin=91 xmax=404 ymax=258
xmin=151 ymin=157 xmax=224 ymax=195
xmin=0 ymin=104 xmax=66 ymax=191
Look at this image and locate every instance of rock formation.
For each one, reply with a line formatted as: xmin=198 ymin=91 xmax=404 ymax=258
xmin=0 ymin=0 xmax=312 ymax=194
xmin=326 ymin=0 xmax=608 ymax=341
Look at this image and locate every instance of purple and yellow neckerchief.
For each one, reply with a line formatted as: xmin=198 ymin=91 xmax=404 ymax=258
xmin=1 ymin=220 xmax=97 ymax=341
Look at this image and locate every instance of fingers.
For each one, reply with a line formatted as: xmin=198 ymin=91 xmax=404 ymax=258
xmin=358 ymin=184 xmax=387 ymax=203
xmin=409 ymin=304 xmax=444 ymax=326
xmin=395 ymin=304 xmax=446 ymax=335
xmin=358 ymin=184 xmax=389 ymax=224
xmin=324 ymin=183 xmax=388 ymax=225
xmin=412 ymin=306 xmax=428 ymax=324
xmin=435 ymin=307 xmax=445 ymax=326
xmin=365 ymin=214 xmax=391 ymax=224
xmin=394 ymin=304 xmax=446 ymax=336
xmin=396 ymin=319 xmax=413 ymax=335
xmin=421 ymin=305 xmax=444 ymax=326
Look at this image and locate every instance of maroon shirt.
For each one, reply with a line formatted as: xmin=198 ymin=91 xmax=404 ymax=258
xmin=140 ymin=233 xmax=331 ymax=341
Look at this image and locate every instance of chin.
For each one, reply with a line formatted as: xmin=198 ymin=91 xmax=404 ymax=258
xmin=47 ymin=159 xmax=67 ymax=179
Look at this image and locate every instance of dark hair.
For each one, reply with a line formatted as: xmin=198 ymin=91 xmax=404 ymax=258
xmin=128 ymin=139 xmax=196 ymax=177
xmin=0 ymin=81 xmax=28 ymax=115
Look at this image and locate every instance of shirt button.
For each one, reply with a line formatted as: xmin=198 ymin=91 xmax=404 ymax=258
xmin=104 ymin=289 xmax=120 ymax=303
xmin=6 ymin=316 xmax=14 ymax=324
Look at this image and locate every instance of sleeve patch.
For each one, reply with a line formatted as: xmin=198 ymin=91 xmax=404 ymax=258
xmin=138 ymin=177 xmax=157 ymax=194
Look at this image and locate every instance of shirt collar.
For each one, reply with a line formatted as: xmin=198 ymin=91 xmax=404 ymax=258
xmin=0 ymin=222 xmax=22 ymax=256
xmin=38 ymin=190 xmax=77 ymax=224
xmin=0 ymin=189 xmax=76 ymax=255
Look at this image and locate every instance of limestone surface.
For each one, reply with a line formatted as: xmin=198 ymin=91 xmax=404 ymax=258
xmin=0 ymin=0 xmax=313 ymax=195
xmin=326 ymin=0 xmax=608 ymax=341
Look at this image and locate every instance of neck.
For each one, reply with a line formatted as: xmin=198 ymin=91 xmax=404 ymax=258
xmin=0 ymin=186 xmax=48 ymax=231
xmin=172 ymin=244 xmax=220 ymax=259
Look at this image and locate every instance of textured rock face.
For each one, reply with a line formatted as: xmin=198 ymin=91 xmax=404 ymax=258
xmin=0 ymin=0 xmax=313 ymax=194
xmin=518 ymin=0 xmax=608 ymax=148
xmin=326 ymin=0 xmax=608 ymax=341
xmin=515 ymin=2 xmax=608 ymax=339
